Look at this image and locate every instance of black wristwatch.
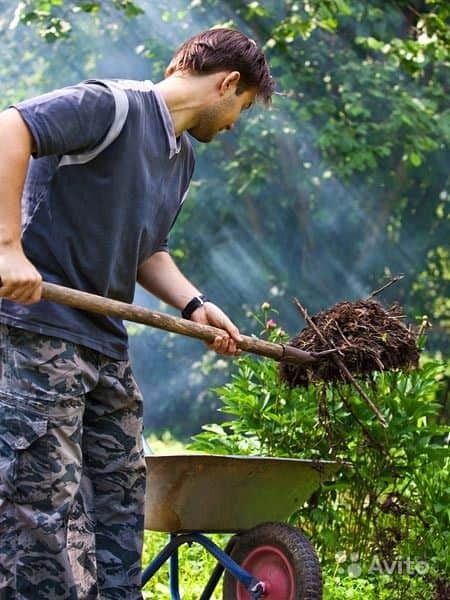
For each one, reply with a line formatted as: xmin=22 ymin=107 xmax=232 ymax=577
xmin=181 ymin=295 xmax=209 ymax=320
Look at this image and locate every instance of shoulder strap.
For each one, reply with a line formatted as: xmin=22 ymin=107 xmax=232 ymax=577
xmin=58 ymin=79 xmax=130 ymax=167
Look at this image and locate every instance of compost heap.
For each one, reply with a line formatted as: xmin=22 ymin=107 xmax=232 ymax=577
xmin=280 ymin=299 xmax=420 ymax=388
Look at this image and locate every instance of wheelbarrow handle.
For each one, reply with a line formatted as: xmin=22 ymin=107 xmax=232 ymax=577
xmin=38 ymin=282 xmax=320 ymax=365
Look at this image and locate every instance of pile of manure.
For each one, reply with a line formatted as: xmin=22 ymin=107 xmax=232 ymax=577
xmin=280 ymin=298 xmax=420 ymax=390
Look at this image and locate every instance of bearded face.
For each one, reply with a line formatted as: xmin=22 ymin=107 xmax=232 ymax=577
xmin=188 ymin=89 xmax=256 ymax=143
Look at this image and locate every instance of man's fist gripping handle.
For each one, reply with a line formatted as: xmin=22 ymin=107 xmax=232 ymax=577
xmin=0 ymin=246 xmax=42 ymax=304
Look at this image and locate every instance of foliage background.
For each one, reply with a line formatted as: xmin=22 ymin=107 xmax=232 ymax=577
xmin=0 ymin=0 xmax=448 ymax=436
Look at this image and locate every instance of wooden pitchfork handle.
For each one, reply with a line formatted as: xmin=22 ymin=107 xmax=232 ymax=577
xmin=36 ymin=282 xmax=332 ymax=365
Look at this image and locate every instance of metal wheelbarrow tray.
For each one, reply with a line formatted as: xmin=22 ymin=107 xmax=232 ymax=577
xmin=144 ymin=453 xmax=342 ymax=533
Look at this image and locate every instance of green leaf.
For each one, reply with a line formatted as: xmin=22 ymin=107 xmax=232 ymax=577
xmin=409 ymin=151 xmax=423 ymax=166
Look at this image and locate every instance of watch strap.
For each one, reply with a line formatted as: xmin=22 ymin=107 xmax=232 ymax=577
xmin=181 ymin=295 xmax=209 ymax=320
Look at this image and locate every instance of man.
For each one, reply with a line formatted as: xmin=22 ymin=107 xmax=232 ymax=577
xmin=0 ymin=28 xmax=274 ymax=599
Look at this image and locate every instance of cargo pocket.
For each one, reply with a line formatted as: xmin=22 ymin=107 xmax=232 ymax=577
xmin=0 ymin=402 xmax=50 ymax=503
xmin=3 ymin=326 xmax=92 ymax=407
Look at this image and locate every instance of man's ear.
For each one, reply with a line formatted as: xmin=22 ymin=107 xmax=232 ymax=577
xmin=219 ymin=71 xmax=241 ymax=95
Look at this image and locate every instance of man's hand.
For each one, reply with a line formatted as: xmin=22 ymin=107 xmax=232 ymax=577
xmin=190 ymin=302 xmax=242 ymax=356
xmin=0 ymin=245 xmax=42 ymax=304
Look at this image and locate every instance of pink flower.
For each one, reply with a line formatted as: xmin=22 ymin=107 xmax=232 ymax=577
xmin=266 ymin=319 xmax=277 ymax=329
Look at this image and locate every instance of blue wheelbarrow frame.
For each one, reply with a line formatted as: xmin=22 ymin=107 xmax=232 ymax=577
xmin=141 ymin=453 xmax=342 ymax=598
xmin=142 ymin=531 xmax=265 ymax=599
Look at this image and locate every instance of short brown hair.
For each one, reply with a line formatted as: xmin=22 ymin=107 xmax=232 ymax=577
xmin=166 ymin=28 xmax=275 ymax=104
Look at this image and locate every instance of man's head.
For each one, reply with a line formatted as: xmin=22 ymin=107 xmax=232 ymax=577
xmin=166 ymin=28 xmax=274 ymax=104
xmin=165 ymin=28 xmax=274 ymax=142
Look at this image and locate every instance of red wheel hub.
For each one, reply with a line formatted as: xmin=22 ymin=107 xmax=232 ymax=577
xmin=235 ymin=545 xmax=296 ymax=600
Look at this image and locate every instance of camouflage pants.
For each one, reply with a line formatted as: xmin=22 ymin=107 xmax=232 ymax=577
xmin=0 ymin=325 xmax=146 ymax=599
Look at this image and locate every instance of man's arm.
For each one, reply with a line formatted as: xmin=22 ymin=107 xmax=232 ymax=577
xmin=0 ymin=109 xmax=42 ymax=304
xmin=137 ymin=251 xmax=241 ymax=355
xmin=0 ymin=83 xmax=115 ymax=304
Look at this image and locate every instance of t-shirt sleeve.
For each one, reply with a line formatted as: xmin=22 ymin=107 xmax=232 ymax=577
xmin=154 ymin=237 xmax=170 ymax=253
xmin=12 ymin=82 xmax=115 ymax=158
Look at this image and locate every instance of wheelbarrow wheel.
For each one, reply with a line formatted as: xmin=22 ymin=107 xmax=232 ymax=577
xmin=222 ymin=522 xmax=322 ymax=600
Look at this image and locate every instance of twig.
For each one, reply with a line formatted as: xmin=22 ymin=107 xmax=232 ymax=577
xmin=337 ymin=388 xmax=386 ymax=453
xmin=366 ymin=274 xmax=404 ymax=300
xmin=311 ymin=348 xmax=343 ymax=358
xmin=294 ymin=298 xmax=388 ymax=428
xmin=335 ymin=321 xmax=353 ymax=347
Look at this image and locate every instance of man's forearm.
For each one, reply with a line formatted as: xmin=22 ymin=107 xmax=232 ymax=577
xmin=138 ymin=250 xmax=241 ymax=356
xmin=137 ymin=251 xmax=201 ymax=310
xmin=0 ymin=109 xmax=33 ymax=248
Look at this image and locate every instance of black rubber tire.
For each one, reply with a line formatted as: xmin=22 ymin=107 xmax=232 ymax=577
xmin=222 ymin=522 xmax=323 ymax=600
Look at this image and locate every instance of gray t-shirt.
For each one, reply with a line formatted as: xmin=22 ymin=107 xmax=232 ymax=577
xmin=0 ymin=79 xmax=195 ymax=359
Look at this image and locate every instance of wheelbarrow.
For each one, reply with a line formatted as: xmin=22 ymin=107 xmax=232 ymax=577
xmin=141 ymin=451 xmax=344 ymax=599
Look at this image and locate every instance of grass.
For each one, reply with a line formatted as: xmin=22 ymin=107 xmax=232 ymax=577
xmin=142 ymin=530 xmax=230 ymax=599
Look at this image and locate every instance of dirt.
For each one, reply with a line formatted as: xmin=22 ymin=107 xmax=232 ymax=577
xmin=279 ymin=298 xmax=420 ymax=388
